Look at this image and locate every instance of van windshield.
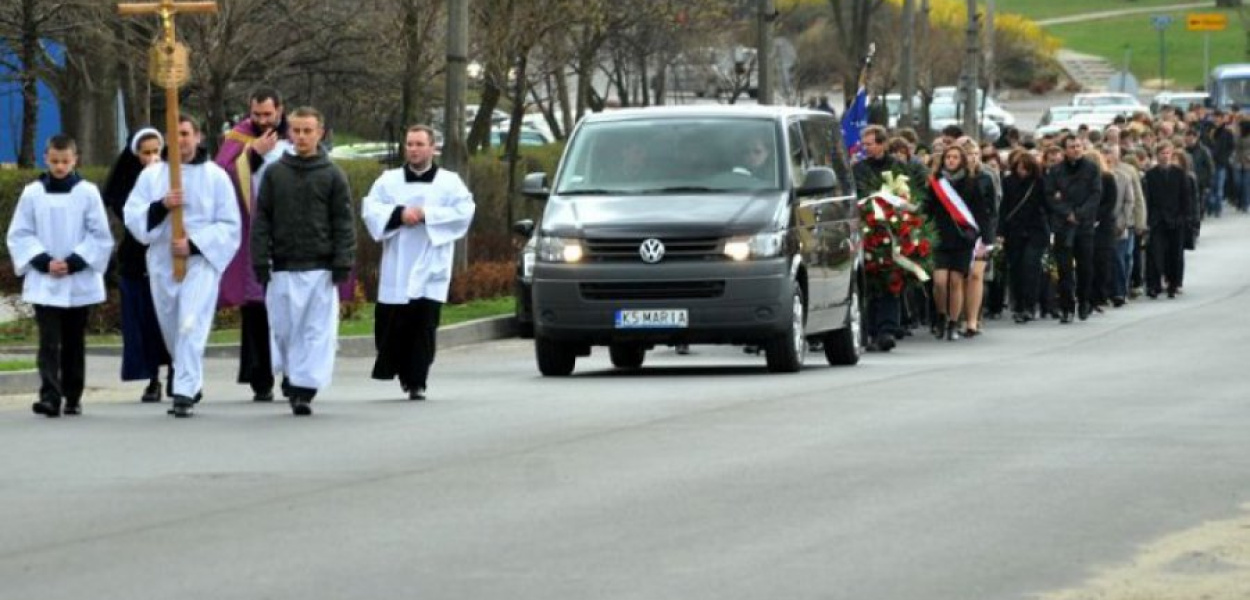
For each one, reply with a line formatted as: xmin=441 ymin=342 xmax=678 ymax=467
xmin=554 ymin=117 xmax=782 ymax=195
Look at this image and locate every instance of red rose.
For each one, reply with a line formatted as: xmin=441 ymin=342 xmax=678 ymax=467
xmin=918 ymin=239 xmax=931 ymax=257
xmin=888 ymin=271 xmax=905 ymax=295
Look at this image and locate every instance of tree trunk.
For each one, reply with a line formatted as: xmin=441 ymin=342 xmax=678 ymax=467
xmin=505 ymin=51 xmax=529 ymax=233
xmin=18 ymin=0 xmax=39 ymax=169
xmin=467 ymin=77 xmax=501 ymax=153
xmin=553 ymin=67 xmax=572 ymax=137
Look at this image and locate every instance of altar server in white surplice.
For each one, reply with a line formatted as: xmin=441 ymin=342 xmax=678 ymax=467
xmin=362 ymin=124 xmax=474 ymax=401
xmin=124 ymin=115 xmax=241 ymax=418
xmin=6 ymin=135 xmax=113 ymax=418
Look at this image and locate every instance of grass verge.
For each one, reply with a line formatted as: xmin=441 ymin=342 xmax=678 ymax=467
xmin=1045 ymin=7 xmax=1244 ymax=90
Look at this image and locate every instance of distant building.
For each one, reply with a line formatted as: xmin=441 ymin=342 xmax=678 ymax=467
xmin=1 ymin=43 xmax=63 ymax=168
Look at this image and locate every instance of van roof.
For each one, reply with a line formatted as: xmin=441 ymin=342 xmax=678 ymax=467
xmin=1211 ymin=64 xmax=1250 ymax=78
xmin=580 ymin=104 xmax=834 ymax=123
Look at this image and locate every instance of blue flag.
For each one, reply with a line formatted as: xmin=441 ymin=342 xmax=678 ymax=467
xmin=841 ymin=86 xmax=868 ymax=160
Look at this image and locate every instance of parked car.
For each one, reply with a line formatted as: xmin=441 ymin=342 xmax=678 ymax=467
xmin=933 ymin=86 xmax=1016 ymax=128
xmin=929 ymin=101 xmax=1001 ymax=142
xmin=512 ymin=220 xmax=537 ymax=338
xmin=1150 ymin=91 xmax=1210 ymax=114
xmin=519 ymin=105 xmax=863 ymax=376
xmin=1071 ymin=92 xmax=1144 ymax=109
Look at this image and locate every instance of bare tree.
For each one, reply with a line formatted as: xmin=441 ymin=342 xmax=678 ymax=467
xmin=0 ymin=0 xmax=87 ymax=167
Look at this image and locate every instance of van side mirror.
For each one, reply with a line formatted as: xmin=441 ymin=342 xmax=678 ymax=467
xmin=512 ymin=219 xmax=535 ymax=238
xmin=521 ymin=172 xmax=550 ymax=199
xmin=797 ymin=166 xmax=837 ymax=196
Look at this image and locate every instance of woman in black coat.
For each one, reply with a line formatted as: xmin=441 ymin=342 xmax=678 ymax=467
xmin=998 ymin=151 xmax=1050 ymax=323
xmin=926 ymin=145 xmax=991 ymax=340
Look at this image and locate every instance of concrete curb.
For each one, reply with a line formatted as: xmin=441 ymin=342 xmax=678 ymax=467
xmin=0 ymin=315 xmax=518 ymax=394
xmin=0 ymin=369 xmax=41 ymax=396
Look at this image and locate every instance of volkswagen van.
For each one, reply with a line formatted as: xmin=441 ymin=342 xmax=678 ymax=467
xmin=520 ymin=105 xmax=863 ymax=376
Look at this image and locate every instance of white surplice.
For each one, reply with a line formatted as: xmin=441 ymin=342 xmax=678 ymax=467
xmin=124 ymin=160 xmax=241 ymax=397
xmin=361 ymin=167 xmax=475 ymax=305
xmin=6 ymin=180 xmax=113 ymax=307
xmin=267 ymin=270 xmax=338 ymax=390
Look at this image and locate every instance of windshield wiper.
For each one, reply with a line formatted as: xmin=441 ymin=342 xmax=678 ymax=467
xmin=557 ymin=188 xmax=626 ymax=195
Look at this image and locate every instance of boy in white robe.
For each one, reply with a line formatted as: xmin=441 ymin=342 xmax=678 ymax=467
xmin=251 ymin=106 xmax=355 ymax=416
xmin=6 ymin=135 xmax=114 ymax=417
xmin=124 ymin=116 xmax=241 ymax=418
xmin=362 ymin=124 xmax=475 ymax=400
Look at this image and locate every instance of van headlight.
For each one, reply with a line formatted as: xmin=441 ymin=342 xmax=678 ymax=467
xmin=537 ymin=236 xmax=585 ymax=263
xmin=723 ymin=232 xmax=785 ymax=261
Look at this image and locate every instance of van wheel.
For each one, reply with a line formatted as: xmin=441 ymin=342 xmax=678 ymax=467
xmin=824 ymin=283 xmax=863 ymax=366
xmin=609 ymin=344 xmax=646 ymax=369
xmin=536 ymin=336 xmax=577 ymax=376
xmin=765 ymin=285 xmax=806 ymax=373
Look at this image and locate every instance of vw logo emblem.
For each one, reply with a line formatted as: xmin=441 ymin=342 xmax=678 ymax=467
xmin=639 ymin=238 xmax=666 ymax=263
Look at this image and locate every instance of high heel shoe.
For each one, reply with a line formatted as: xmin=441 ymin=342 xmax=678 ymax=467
xmin=945 ymin=321 xmax=961 ymax=341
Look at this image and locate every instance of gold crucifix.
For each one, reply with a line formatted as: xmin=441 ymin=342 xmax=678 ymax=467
xmin=118 ymin=0 xmax=218 ymax=282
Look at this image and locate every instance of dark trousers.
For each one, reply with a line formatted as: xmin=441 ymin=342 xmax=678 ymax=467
xmin=372 ymin=299 xmax=442 ymax=391
xmin=1073 ymin=231 xmax=1096 ymax=309
xmin=1147 ymin=225 xmax=1186 ymax=293
xmin=1131 ymin=235 xmax=1146 ymax=290
xmin=1092 ymin=236 xmax=1118 ymax=304
xmin=237 ymin=302 xmax=274 ymax=394
xmin=35 ymin=305 xmax=89 ymax=404
xmin=1006 ymin=235 xmax=1047 ymax=315
xmin=984 ymin=258 xmax=1007 ymax=316
xmin=865 ymin=294 xmax=900 ymax=340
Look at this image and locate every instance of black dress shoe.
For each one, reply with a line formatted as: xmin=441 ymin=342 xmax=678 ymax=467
xmin=291 ymin=397 xmax=313 ymax=416
xmin=253 ymin=391 xmax=274 ymax=402
xmin=168 ymin=395 xmax=195 ymax=418
xmin=63 ymin=400 xmax=81 ymax=416
xmin=409 ymin=387 xmax=427 ymax=401
xmin=1078 ymin=304 xmax=1091 ymax=321
xmin=1060 ymin=311 xmax=1073 ymax=324
xmin=1167 ymin=289 xmax=1177 ymax=299
xmin=141 ymin=380 xmax=161 ymax=403
xmin=874 ymin=336 xmax=896 ymax=352
xmin=32 ymin=400 xmax=61 ymax=418
xmin=1111 ymin=297 xmax=1126 ymax=308
xmin=1146 ymin=290 xmax=1159 ymax=299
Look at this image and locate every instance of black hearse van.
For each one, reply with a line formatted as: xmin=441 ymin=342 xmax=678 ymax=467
xmin=518 ymin=105 xmax=862 ymax=376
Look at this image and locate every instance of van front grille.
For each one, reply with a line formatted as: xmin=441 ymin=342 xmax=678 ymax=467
xmin=584 ymin=237 xmax=721 ymax=261
xmin=580 ymin=281 xmax=726 ymax=301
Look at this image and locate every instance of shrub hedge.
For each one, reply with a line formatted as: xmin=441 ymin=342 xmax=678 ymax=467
xmin=0 ymin=144 xmax=562 ymax=333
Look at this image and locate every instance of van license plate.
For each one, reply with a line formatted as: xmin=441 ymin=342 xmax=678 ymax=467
xmin=615 ymin=309 xmax=688 ymax=329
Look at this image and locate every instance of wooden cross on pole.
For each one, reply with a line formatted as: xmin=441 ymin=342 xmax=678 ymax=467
xmin=117 ymin=0 xmax=217 ymax=282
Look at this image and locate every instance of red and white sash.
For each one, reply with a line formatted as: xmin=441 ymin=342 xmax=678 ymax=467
xmin=930 ymin=175 xmax=979 ymax=233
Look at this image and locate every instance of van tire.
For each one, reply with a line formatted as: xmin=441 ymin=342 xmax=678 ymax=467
xmin=824 ymin=284 xmax=863 ymax=366
xmin=536 ymin=336 xmax=577 ymax=376
xmin=765 ymin=285 xmax=806 ymax=373
xmin=609 ymin=344 xmax=646 ymax=369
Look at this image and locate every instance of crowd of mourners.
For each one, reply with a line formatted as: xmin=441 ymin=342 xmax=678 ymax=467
xmin=849 ymin=101 xmax=1245 ymax=352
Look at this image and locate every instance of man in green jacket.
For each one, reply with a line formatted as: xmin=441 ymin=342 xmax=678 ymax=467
xmin=251 ymin=106 xmax=355 ymax=416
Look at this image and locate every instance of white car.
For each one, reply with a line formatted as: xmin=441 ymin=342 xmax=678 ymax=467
xmin=933 ymin=86 xmax=1016 ymax=128
xmin=929 ymin=101 xmax=1001 ymax=142
xmin=1071 ymin=92 xmax=1144 ymax=109
xmin=1150 ymin=91 xmax=1209 ymax=114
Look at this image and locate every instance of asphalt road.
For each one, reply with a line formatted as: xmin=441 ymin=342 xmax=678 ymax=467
xmin=2 ymin=216 xmax=1249 ymax=599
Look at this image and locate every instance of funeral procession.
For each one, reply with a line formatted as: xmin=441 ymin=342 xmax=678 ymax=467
xmin=2 ymin=0 xmax=1250 ymax=598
